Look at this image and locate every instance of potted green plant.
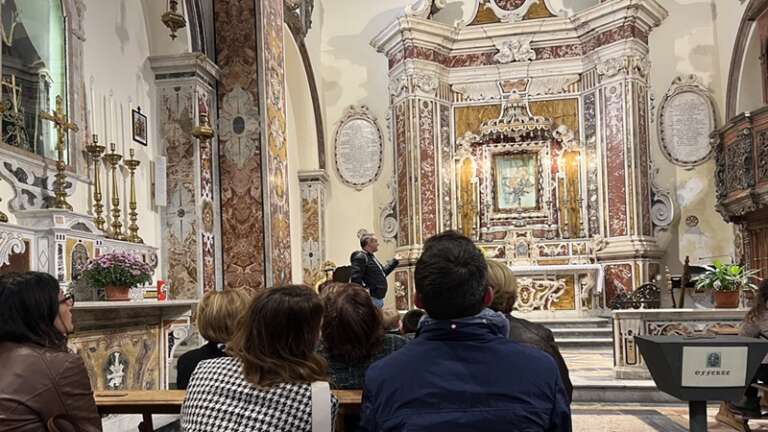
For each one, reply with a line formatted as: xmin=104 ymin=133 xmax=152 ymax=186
xmin=80 ymin=252 xmax=153 ymax=301
xmin=694 ymin=261 xmax=759 ymax=308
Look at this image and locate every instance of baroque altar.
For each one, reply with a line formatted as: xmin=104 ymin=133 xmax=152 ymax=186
xmin=374 ymin=0 xmax=668 ymax=314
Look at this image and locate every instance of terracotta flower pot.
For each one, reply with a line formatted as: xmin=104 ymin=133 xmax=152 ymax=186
xmin=104 ymin=285 xmax=131 ymax=301
xmin=713 ymin=290 xmax=740 ymax=308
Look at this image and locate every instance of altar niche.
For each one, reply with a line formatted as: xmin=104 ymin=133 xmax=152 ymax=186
xmin=457 ymin=97 xmax=585 ymax=242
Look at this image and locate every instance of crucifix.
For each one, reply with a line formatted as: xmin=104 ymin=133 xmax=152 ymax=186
xmin=40 ymin=95 xmax=79 ymax=210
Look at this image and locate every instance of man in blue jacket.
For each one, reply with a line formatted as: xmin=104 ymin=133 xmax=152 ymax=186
xmin=359 ymin=231 xmax=571 ymax=432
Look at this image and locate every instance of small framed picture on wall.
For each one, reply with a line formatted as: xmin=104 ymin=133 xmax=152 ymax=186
xmin=132 ymin=107 xmax=148 ymax=146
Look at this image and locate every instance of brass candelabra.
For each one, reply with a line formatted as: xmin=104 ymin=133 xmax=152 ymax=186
xmin=124 ymin=149 xmax=143 ymax=244
xmin=102 ymin=143 xmax=124 ymax=241
xmin=85 ymin=135 xmax=107 ymax=232
xmin=40 ymin=95 xmax=78 ymax=210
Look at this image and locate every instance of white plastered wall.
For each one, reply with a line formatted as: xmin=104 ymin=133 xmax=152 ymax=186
xmin=285 ymin=26 xmax=319 ymax=283
xmin=306 ymin=0 xmax=414 ymax=306
xmin=647 ymin=0 xmax=749 ymax=272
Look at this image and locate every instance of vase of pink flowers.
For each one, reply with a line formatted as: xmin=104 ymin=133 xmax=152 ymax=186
xmin=81 ymin=252 xmax=153 ymax=301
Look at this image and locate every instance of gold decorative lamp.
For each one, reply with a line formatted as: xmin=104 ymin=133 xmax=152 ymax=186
xmin=124 ymin=149 xmax=143 ymax=244
xmin=103 ymin=143 xmax=124 ymax=241
xmin=161 ymin=0 xmax=186 ymax=40
xmin=40 ymin=95 xmax=78 ymax=211
xmin=191 ymin=96 xmax=214 ymax=140
xmin=85 ymin=134 xmax=107 ymax=232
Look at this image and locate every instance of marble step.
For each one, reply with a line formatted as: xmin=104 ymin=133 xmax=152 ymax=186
xmin=530 ymin=317 xmax=612 ymax=329
xmin=554 ymin=337 xmax=613 ymax=349
xmin=572 ymin=380 xmax=676 ymax=403
xmin=551 ymin=327 xmax=613 ymax=339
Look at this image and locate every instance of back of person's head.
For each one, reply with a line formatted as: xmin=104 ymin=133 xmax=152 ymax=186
xmin=228 ymin=285 xmax=326 ymax=387
xmin=322 ymin=283 xmax=384 ymax=364
xmin=381 ymin=309 xmax=400 ymax=332
xmin=415 ymin=231 xmax=488 ymax=320
xmin=318 ymin=281 xmax=344 ymax=300
xmin=197 ymin=289 xmax=252 ymax=344
xmin=486 ymin=259 xmax=517 ymax=314
xmin=0 ymin=271 xmax=66 ymax=349
xmin=401 ymin=309 xmax=425 ymax=334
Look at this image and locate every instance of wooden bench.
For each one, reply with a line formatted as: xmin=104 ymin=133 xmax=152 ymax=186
xmin=95 ymin=389 xmax=362 ymax=431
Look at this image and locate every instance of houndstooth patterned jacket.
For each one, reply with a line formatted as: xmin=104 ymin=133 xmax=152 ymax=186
xmin=181 ymin=357 xmax=338 ymax=431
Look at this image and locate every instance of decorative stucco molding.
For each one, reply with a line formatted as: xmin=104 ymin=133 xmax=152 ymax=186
xmin=404 ymin=0 xmax=447 ymax=19
xmin=494 ymin=37 xmax=536 ymax=63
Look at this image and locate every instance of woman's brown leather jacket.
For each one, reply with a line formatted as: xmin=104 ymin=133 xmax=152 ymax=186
xmin=0 ymin=342 xmax=102 ymax=431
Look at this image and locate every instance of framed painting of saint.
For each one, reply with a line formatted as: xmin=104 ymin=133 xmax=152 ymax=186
xmin=132 ymin=107 xmax=148 ymax=146
xmin=492 ymin=152 xmax=539 ymax=212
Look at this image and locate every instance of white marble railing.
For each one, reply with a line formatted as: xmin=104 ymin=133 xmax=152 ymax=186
xmin=613 ymin=309 xmax=747 ymax=379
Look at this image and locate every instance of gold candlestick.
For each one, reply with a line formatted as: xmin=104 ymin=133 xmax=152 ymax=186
xmin=40 ymin=95 xmax=79 ymax=210
xmin=85 ymin=135 xmax=107 ymax=232
xmin=103 ymin=143 xmax=124 ymax=240
xmin=124 ymin=149 xmax=143 ymax=244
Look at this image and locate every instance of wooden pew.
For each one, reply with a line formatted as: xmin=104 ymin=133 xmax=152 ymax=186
xmin=95 ymin=389 xmax=362 ymax=431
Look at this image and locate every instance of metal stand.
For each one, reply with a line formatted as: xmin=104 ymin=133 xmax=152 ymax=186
xmin=690 ymin=400 xmax=708 ymax=432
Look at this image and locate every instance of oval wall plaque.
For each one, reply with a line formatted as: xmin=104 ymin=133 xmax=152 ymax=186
xmin=334 ymin=105 xmax=383 ymax=190
xmin=657 ymin=75 xmax=717 ymax=167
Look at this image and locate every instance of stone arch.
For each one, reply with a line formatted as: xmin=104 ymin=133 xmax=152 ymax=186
xmin=725 ymin=0 xmax=768 ymax=119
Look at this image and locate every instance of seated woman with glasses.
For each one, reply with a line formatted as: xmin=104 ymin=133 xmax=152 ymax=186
xmin=0 ymin=271 xmax=102 ymax=432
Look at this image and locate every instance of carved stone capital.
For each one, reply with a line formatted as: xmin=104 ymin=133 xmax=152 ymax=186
xmin=284 ymin=0 xmax=314 ymax=40
xmin=494 ymin=37 xmax=536 ymax=63
xmin=596 ymin=55 xmax=650 ymax=80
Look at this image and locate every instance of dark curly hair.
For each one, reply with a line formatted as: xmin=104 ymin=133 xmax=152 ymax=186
xmin=321 ymin=283 xmax=384 ymax=365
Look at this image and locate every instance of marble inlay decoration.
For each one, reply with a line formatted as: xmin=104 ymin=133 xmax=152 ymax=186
xmin=419 ymin=100 xmax=438 ymax=240
xmin=159 ymin=87 xmax=198 ymax=299
xmin=262 ymin=0 xmax=292 ymax=287
xmin=299 ymin=172 xmax=327 ymax=285
xmin=214 ymin=0 xmax=265 ymax=291
xmin=604 ymin=84 xmax=628 ymax=237
xmin=395 ymin=103 xmax=410 ymax=247
xmin=71 ymin=326 xmax=160 ymax=391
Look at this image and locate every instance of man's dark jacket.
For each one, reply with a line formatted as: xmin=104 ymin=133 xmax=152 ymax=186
xmin=506 ymin=314 xmax=574 ymax=402
xmin=350 ymin=251 xmax=398 ymax=299
xmin=359 ymin=313 xmax=571 ymax=431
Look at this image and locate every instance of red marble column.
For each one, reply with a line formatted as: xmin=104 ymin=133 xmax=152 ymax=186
xmin=213 ymin=0 xmax=291 ymax=290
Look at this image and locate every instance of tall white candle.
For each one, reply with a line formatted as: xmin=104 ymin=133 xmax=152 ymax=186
xmin=120 ymin=103 xmax=126 ymax=155
xmin=89 ymin=79 xmax=95 ymax=137
xmin=102 ymin=94 xmax=106 ymax=142
xmin=109 ymin=93 xmax=115 ymax=144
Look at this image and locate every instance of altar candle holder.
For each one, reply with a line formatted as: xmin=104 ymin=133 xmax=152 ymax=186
xmin=85 ymin=135 xmax=107 ymax=232
xmin=103 ymin=143 xmax=124 ymax=241
xmin=124 ymin=149 xmax=143 ymax=244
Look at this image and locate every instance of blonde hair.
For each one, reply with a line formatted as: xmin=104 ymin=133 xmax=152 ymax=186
xmin=381 ymin=309 xmax=400 ymax=331
xmin=485 ymin=259 xmax=517 ymax=314
xmin=197 ymin=289 xmax=252 ymax=343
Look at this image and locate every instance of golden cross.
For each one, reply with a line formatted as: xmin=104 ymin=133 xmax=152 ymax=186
xmin=40 ymin=95 xmax=79 ymax=148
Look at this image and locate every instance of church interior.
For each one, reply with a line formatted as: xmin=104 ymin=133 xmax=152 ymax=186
xmin=1 ymin=0 xmax=768 ymax=430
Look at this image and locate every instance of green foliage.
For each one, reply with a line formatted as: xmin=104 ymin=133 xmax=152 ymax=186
xmin=693 ymin=260 xmax=759 ymax=293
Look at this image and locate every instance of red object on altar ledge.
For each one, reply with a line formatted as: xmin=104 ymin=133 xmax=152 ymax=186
xmin=157 ymin=280 xmax=166 ymax=301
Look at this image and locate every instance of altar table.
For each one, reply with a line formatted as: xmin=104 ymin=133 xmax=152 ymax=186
xmin=95 ymin=389 xmax=363 ymax=431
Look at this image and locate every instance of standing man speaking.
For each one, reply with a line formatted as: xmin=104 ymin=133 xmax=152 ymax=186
xmin=350 ymin=233 xmax=399 ymax=308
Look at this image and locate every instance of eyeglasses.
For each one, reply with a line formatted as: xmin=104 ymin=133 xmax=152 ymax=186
xmin=59 ymin=293 xmax=75 ymax=307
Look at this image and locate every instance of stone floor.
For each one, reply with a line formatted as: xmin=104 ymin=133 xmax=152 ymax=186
xmin=572 ymin=403 xmax=768 ymax=431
